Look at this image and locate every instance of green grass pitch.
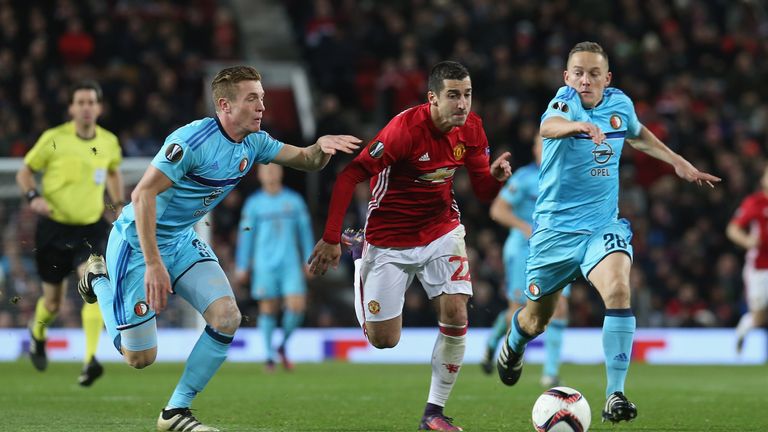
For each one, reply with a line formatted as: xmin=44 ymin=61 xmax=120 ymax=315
xmin=1 ymin=361 xmax=766 ymax=431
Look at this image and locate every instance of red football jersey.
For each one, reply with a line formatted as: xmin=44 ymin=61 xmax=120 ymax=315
xmin=731 ymin=191 xmax=768 ymax=269
xmin=322 ymin=103 xmax=501 ymax=247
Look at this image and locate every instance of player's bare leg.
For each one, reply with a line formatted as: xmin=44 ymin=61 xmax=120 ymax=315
xmin=364 ymin=316 xmax=403 ymax=349
xmin=588 ymin=252 xmax=637 ymax=423
xmin=419 ymin=293 xmax=469 ymax=431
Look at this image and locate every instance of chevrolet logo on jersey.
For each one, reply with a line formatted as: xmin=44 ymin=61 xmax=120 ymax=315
xmin=417 ymin=167 xmax=457 ymax=184
xmin=592 ymin=142 xmax=614 ymax=164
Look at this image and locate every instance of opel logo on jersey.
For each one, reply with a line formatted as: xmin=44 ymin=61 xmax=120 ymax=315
xmin=610 ymin=114 xmax=622 ymax=129
xmin=239 ymin=158 xmax=248 ymax=172
xmin=368 ymin=140 xmax=385 ymax=158
xmin=453 ymin=142 xmax=466 ymax=160
xmin=592 ymin=142 xmax=614 ymax=164
xmin=134 ymin=301 xmax=149 ymax=317
xmin=203 ymin=188 xmax=224 ymax=206
xmin=165 ymin=143 xmax=184 ymax=163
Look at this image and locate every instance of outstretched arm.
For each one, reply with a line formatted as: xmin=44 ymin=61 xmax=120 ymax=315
xmin=308 ymin=160 xmax=371 ymax=275
xmin=627 ymin=125 xmax=721 ymax=187
xmin=272 ymin=135 xmax=361 ymax=171
xmin=541 ymin=116 xmax=605 ymax=144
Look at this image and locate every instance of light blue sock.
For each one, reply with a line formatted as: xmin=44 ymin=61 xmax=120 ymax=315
xmin=259 ymin=314 xmax=277 ymax=361
xmin=506 ymin=308 xmax=536 ymax=354
xmin=543 ymin=318 xmax=566 ymax=377
xmin=167 ymin=325 xmax=233 ymax=409
xmin=487 ymin=309 xmax=509 ymax=350
xmin=92 ymin=277 xmax=122 ymax=352
xmin=281 ymin=310 xmax=303 ymax=346
xmin=603 ymin=309 xmax=636 ymax=397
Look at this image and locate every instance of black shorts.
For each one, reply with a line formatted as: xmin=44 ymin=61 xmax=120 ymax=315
xmin=34 ymin=217 xmax=110 ymax=284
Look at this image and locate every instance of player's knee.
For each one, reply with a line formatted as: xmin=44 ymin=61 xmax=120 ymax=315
xmin=440 ymin=305 xmax=468 ymax=326
xmin=368 ymin=333 xmax=400 ymax=349
xmin=125 ymin=352 xmax=155 ymax=369
xmin=210 ymin=306 xmax=242 ymax=335
xmin=439 ymin=295 xmax=469 ymax=325
xmin=602 ymin=284 xmax=631 ymax=308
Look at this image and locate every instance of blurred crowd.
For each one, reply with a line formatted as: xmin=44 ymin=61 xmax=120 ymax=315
xmin=2 ymin=0 xmax=768 ymax=331
xmin=0 ymin=0 xmax=238 ymax=157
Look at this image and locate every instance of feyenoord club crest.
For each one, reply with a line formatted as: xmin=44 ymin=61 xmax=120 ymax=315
xmin=239 ymin=158 xmax=248 ymax=172
xmin=367 ymin=300 xmax=381 ymax=315
xmin=453 ymin=142 xmax=466 ymax=160
xmin=528 ymin=282 xmax=540 ymax=296
xmin=134 ymin=301 xmax=149 ymax=317
xmin=610 ymin=114 xmax=622 ymax=129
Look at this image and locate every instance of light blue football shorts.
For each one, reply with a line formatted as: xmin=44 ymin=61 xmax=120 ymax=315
xmin=251 ymin=264 xmax=306 ymax=300
xmin=524 ymin=219 xmax=633 ymax=301
xmin=100 ymin=227 xmax=234 ymax=351
xmin=506 ymin=241 xmax=571 ymax=304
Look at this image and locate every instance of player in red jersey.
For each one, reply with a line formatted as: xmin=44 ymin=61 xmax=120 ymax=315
xmin=726 ymin=165 xmax=768 ymax=354
xmin=309 ymin=61 xmax=511 ymax=431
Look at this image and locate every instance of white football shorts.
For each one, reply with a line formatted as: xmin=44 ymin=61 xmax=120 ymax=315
xmin=743 ymin=264 xmax=768 ymax=310
xmin=353 ymin=224 xmax=473 ymax=326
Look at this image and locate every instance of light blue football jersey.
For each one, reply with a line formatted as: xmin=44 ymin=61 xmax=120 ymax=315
xmin=500 ymin=162 xmax=538 ymax=259
xmin=114 ymin=117 xmax=284 ymax=248
xmin=534 ymin=86 xmax=641 ymax=233
xmin=235 ymin=187 xmax=314 ymax=272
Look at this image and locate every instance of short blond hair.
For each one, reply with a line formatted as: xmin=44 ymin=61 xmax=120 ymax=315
xmin=568 ymin=41 xmax=609 ymax=69
xmin=211 ymin=66 xmax=262 ymax=104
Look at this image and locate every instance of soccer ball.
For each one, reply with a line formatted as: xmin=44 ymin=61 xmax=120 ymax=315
xmin=531 ymin=386 xmax=591 ymax=432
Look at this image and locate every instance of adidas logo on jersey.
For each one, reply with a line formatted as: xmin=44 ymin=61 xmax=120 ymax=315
xmin=613 ymin=352 xmax=629 ymax=362
xmin=418 ymin=152 xmax=431 ymax=162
